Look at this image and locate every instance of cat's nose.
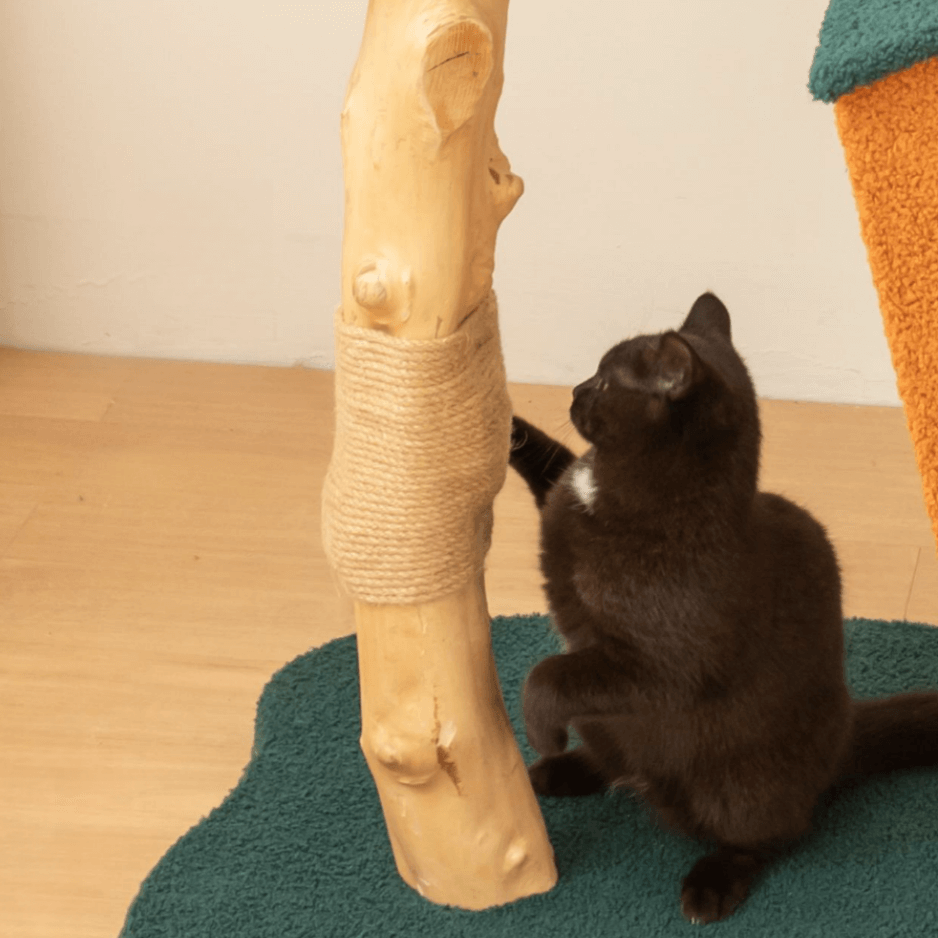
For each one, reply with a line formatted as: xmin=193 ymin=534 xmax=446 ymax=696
xmin=573 ymin=374 xmax=600 ymax=398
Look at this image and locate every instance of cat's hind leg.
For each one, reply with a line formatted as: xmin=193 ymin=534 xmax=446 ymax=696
xmin=680 ymin=845 xmax=768 ymax=924
xmin=676 ymin=772 xmax=815 ymax=923
xmin=528 ymin=746 xmax=607 ymax=796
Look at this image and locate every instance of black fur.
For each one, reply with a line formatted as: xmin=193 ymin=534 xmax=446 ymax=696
xmin=510 ymin=292 xmax=938 ymax=924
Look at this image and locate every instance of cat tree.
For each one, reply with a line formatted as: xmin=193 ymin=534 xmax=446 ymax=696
xmin=321 ymin=0 xmax=557 ymax=910
xmin=810 ymin=0 xmax=938 ymax=554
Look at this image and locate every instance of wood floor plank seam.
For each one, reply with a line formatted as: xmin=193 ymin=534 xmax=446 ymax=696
xmin=0 ymin=502 xmax=41 ymax=558
xmin=904 ymin=547 xmax=922 ymax=621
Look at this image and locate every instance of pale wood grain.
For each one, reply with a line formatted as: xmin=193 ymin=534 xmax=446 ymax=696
xmin=0 ymin=351 xmax=935 ymax=938
xmin=760 ymin=400 xmax=935 ymax=549
xmin=834 ymin=541 xmax=920 ymax=622
xmin=0 ymin=347 xmax=132 ymax=422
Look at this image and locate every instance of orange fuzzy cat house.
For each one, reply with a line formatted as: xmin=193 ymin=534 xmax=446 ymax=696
xmin=810 ymin=0 xmax=938 ymax=553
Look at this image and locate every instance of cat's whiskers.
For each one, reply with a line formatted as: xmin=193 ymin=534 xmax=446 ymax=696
xmin=553 ymin=418 xmax=578 ymax=447
xmin=537 ymin=419 xmax=580 ymax=478
xmin=555 ymin=420 xmax=584 ymax=460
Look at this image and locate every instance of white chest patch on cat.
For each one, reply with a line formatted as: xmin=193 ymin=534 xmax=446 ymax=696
xmin=567 ymin=459 xmax=598 ymax=511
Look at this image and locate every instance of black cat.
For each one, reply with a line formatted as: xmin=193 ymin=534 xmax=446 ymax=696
xmin=509 ymin=292 xmax=938 ymax=924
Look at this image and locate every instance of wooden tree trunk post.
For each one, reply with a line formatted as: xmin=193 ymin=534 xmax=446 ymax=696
xmin=321 ymin=0 xmax=558 ymax=911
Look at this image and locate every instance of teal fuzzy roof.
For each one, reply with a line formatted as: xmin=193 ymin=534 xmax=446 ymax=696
xmin=809 ymin=0 xmax=938 ymax=103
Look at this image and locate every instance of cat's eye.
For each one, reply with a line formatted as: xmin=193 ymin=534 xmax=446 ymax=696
xmin=574 ymin=374 xmax=610 ymax=398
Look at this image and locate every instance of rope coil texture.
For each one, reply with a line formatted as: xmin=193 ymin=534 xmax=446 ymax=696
xmin=321 ymin=291 xmax=512 ymax=604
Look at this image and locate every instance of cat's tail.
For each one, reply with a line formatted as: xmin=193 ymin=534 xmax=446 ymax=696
xmin=509 ymin=416 xmax=576 ymax=509
xmin=842 ymin=693 xmax=938 ymax=778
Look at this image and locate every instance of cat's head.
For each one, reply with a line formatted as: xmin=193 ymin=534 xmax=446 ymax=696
xmin=570 ymin=293 xmax=756 ymax=450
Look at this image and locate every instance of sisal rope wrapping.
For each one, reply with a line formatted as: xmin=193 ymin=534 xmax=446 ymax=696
xmin=321 ymin=291 xmax=512 ymax=604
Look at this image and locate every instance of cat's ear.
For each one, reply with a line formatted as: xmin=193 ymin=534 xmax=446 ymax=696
xmin=681 ymin=292 xmax=731 ymax=340
xmin=652 ymin=333 xmax=700 ymax=400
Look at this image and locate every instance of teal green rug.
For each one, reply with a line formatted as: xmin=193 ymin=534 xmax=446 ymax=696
xmin=120 ymin=616 xmax=938 ymax=937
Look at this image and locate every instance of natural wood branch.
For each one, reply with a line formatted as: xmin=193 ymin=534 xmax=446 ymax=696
xmin=333 ymin=0 xmax=557 ymax=910
xmin=355 ymin=580 xmax=556 ymax=908
xmin=340 ymin=0 xmax=524 ymax=338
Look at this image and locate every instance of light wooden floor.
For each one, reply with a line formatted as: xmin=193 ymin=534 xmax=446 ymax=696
xmin=2 ymin=348 xmax=936 ymax=938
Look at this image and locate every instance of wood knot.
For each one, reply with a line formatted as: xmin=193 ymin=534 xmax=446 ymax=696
xmin=350 ymin=258 xmax=411 ymax=327
xmin=423 ymin=19 xmax=493 ymax=134
xmin=368 ymin=725 xmax=438 ymax=786
xmin=352 ymin=263 xmax=388 ymax=309
xmin=503 ymin=837 xmax=529 ymax=873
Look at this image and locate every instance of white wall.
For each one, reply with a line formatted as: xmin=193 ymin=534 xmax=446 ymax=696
xmin=0 ymin=0 xmax=899 ymax=405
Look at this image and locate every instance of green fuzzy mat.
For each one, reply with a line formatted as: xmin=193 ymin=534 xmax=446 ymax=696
xmin=809 ymin=0 xmax=938 ymax=102
xmin=120 ymin=616 xmax=938 ymax=937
